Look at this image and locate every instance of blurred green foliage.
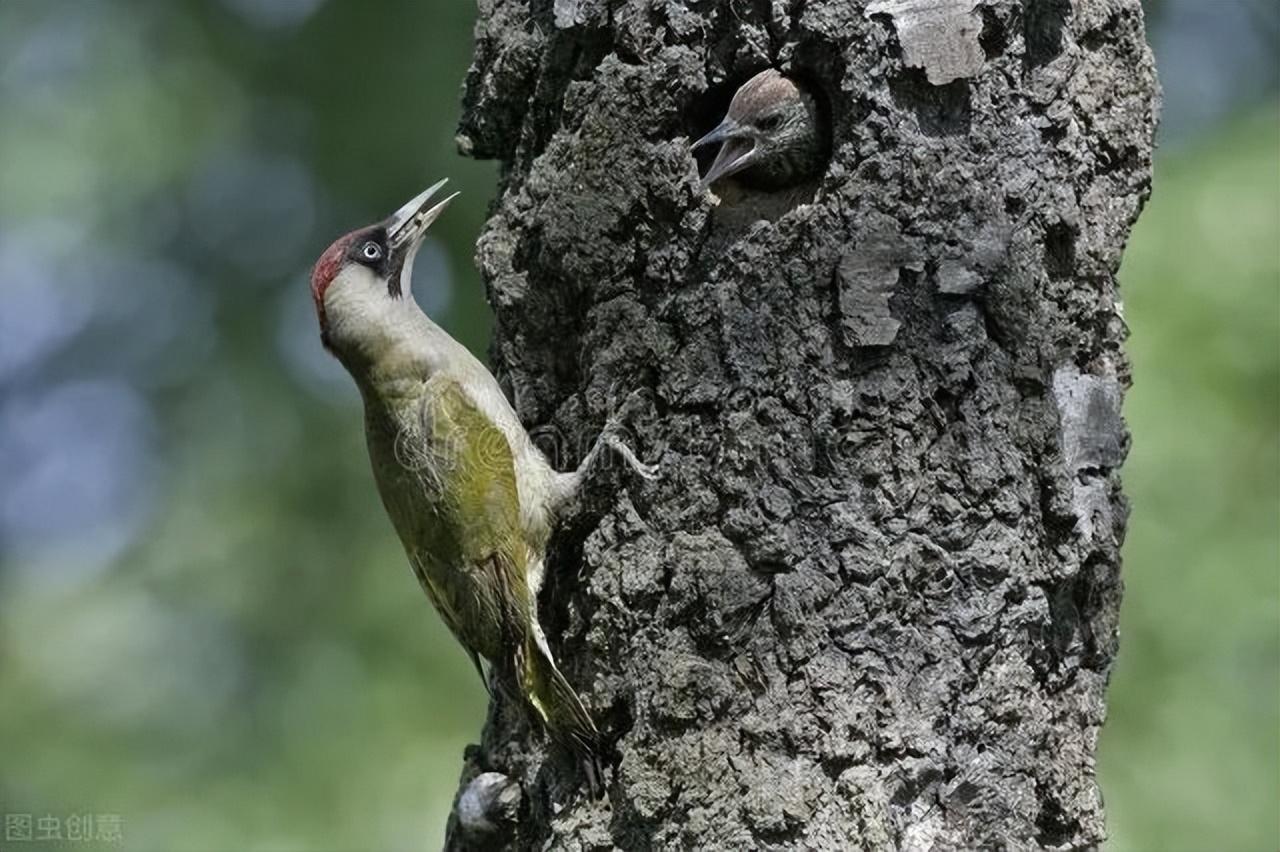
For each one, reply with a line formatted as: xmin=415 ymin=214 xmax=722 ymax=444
xmin=0 ymin=2 xmax=1275 ymax=850
xmin=0 ymin=2 xmax=492 ymax=849
xmin=1103 ymin=107 xmax=1280 ymax=852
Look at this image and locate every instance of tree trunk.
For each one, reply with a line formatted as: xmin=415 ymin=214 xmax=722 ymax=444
xmin=445 ymin=0 xmax=1158 ymax=848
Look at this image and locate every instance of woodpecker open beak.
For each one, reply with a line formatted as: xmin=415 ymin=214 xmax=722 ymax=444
xmin=387 ymin=179 xmax=458 ymax=249
xmin=692 ymin=120 xmax=757 ymax=189
xmin=385 ymin=178 xmax=459 ymax=295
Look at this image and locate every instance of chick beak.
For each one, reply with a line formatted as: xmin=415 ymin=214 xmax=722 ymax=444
xmin=385 ymin=179 xmax=459 ymax=293
xmin=692 ymin=120 xmax=757 ymax=189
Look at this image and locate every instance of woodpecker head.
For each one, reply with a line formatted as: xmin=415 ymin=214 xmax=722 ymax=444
xmin=310 ymin=179 xmax=458 ymax=356
xmin=693 ymin=69 xmax=824 ymax=190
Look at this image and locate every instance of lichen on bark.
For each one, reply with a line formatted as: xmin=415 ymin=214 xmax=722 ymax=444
xmin=446 ymin=0 xmax=1158 ymax=848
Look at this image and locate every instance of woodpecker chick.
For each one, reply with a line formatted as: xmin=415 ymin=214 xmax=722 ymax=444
xmin=310 ymin=180 xmax=655 ymax=794
xmin=693 ymin=68 xmax=824 ymax=191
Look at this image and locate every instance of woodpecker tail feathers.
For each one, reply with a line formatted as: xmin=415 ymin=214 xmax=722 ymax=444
xmin=521 ymin=636 xmax=606 ymax=797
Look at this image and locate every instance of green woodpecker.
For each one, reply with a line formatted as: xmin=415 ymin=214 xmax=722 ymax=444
xmin=693 ymin=68 xmax=825 ymax=189
xmin=309 ymin=180 xmax=655 ymax=791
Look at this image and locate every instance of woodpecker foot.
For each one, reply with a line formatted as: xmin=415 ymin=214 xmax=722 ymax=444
xmin=550 ymin=400 xmax=660 ymax=516
xmin=602 ymin=432 xmax=658 ymax=481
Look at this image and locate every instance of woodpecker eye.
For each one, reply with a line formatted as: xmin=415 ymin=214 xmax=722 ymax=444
xmin=360 ymin=241 xmax=383 ymax=262
xmin=758 ymin=113 xmax=783 ymax=132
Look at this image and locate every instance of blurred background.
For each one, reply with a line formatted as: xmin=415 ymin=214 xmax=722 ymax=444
xmin=0 ymin=1 xmax=1274 ymax=849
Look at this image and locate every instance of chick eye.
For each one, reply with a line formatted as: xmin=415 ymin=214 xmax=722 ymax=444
xmin=360 ymin=241 xmax=383 ymax=262
xmin=758 ymin=114 xmax=782 ymax=131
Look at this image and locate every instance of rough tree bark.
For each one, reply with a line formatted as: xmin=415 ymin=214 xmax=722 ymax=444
xmin=445 ymin=0 xmax=1158 ymax=848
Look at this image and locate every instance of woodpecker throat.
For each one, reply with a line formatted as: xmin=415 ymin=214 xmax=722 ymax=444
xmin=693 ymin=69 xmax=826 ymax=191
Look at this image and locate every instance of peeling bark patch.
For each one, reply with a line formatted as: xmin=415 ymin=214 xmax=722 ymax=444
xmin=936 ymin=258 xmax=981 ymax=295
xmin=1053 ymin=364 xmax=1126 ymax=543
xmin=1052 ymin=365 xmax=1125 ymax=474
xmin=936 ymin=219 xmax=1012 ymax=297
xmin=865 ymin=0 xmax=985 ymax=85
xmin=836 ymin=218 xmax=923 ymax=347
xmin=838 ymin=263 xmax=901 ymax=347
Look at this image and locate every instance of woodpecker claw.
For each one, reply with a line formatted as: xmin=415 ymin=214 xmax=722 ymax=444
xmin=604 ymin=433 xmax=659 ymax=481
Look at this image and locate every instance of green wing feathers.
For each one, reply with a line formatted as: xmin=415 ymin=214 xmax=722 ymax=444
xmin=428 ymin=380 xmax=603 ymax=780
xmin=430 ymin=381 xmax=526 ymax=573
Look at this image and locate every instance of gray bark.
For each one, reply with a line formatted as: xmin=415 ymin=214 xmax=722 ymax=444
xmin=446 ymin=0 xmax=1158 ymax=848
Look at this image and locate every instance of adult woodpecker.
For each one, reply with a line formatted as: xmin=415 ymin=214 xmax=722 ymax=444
xmin=693 ymin=68 xmax=825 ymax=190
xmin=309 ymin=180 xmax=655 ymax=792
